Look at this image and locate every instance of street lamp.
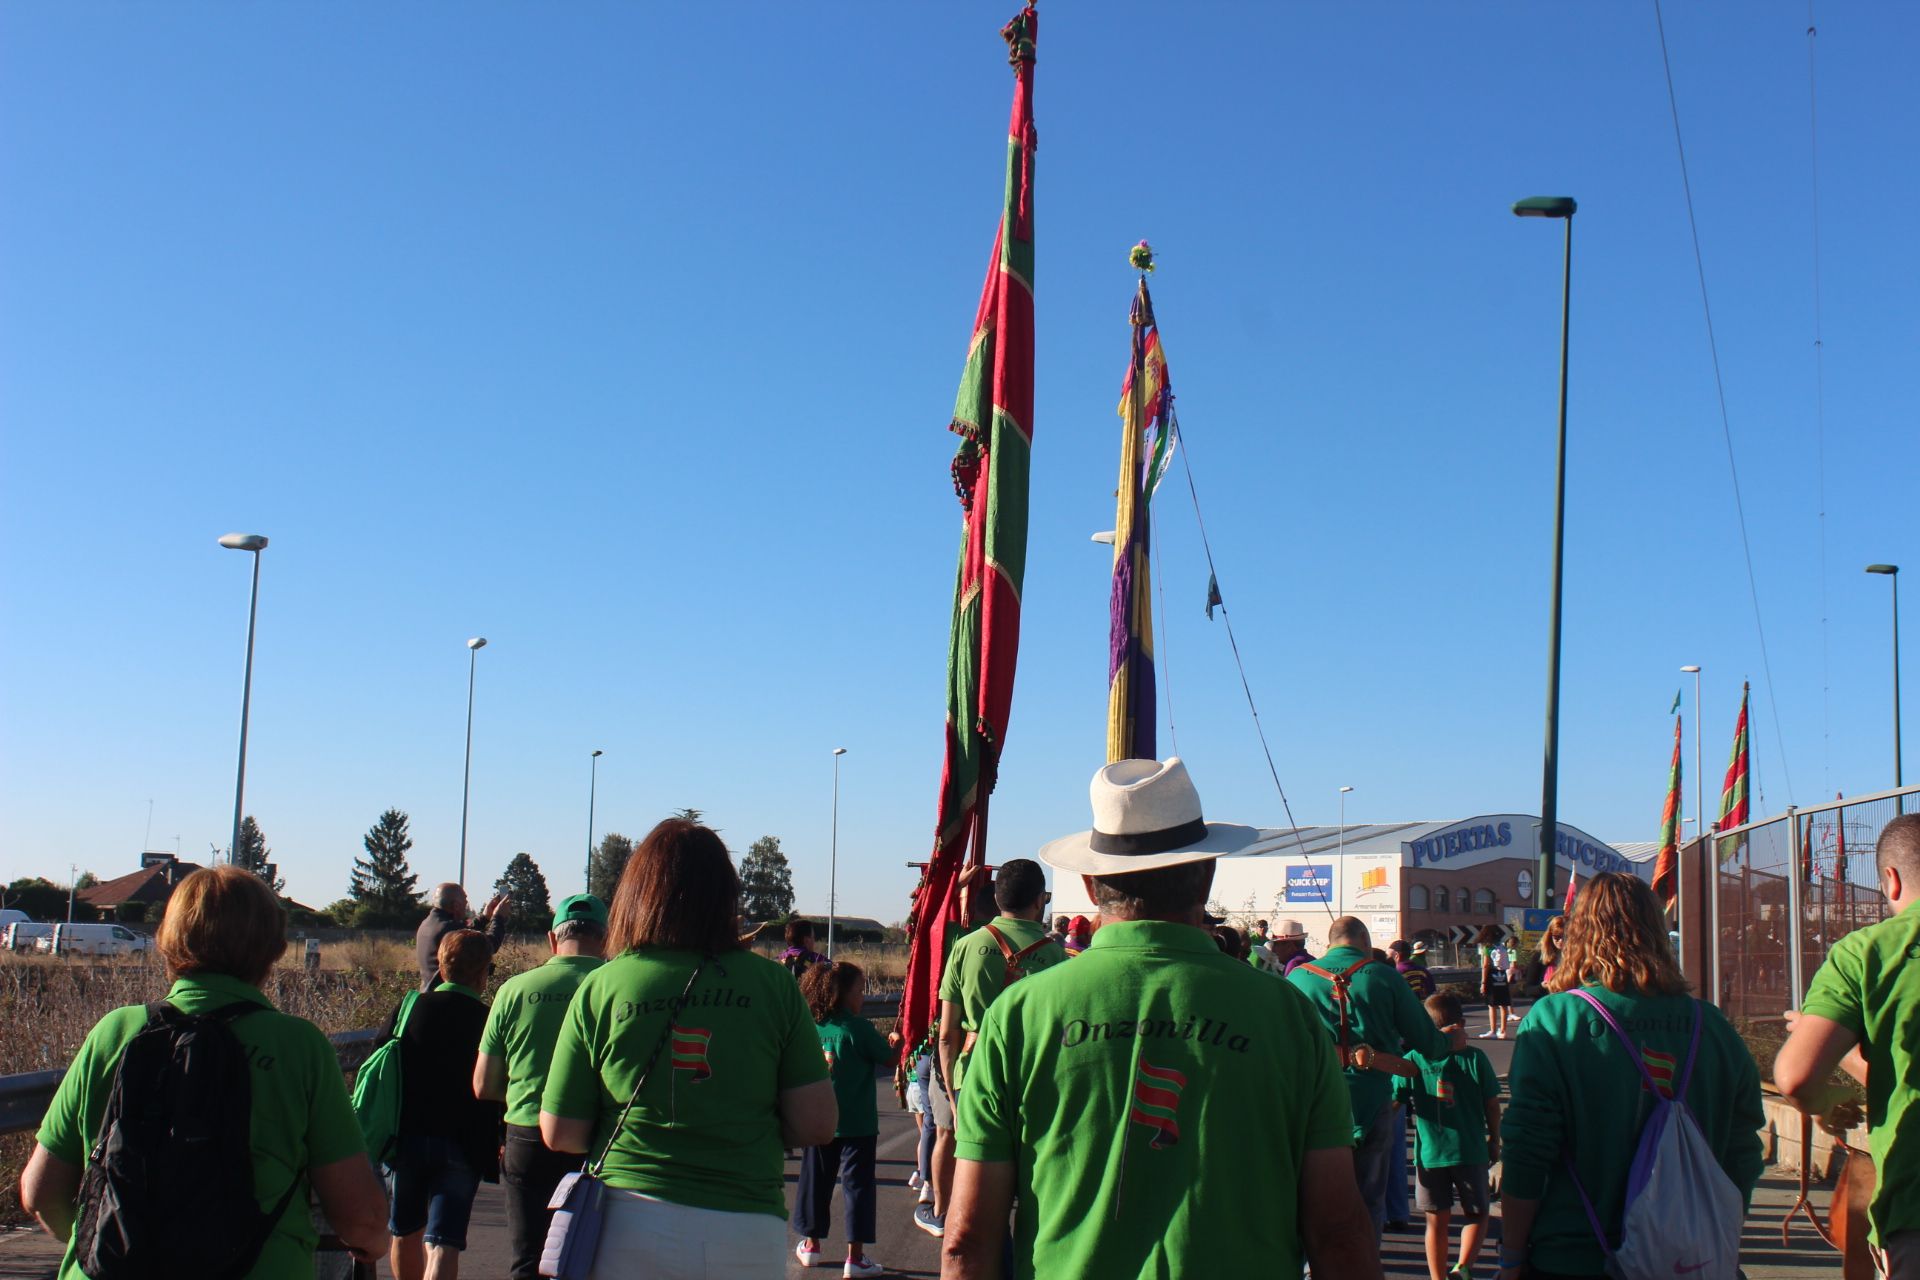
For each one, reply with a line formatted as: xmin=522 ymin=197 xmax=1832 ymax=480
xmin=1337 ymin=786 xmax=1354 ymax=911
xmin=1681 ymin=666 xmax=1704 ymax=848
xmin=218 ymin=532 xmax=269 ymax=865
xmin=1513 ymin=194 xmax=1577 ymax=909
xmin=586 ymin=750 xmax=604 ymax=894
xmin=829 ymin=747 xmax=848 ymax=959
xmin=458 ymin=637 xmax=488 ymax=889
xmin=1867 ymin=565 xmax=1902 ymax=791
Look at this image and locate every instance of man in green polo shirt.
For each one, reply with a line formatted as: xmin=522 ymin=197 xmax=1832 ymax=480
xmin=1776 ymin=812 xmax=1920 ymax=1276
xmin=945 ymin=758 xmax=1382 ymax=1279
xmin=474 ymin=893 xmax=607 ymax=1280
xmin=1287 ymin=914 xmax=1463 ymax=1244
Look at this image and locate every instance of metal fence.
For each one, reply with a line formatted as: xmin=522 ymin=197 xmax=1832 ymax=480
xmin=1709 ymin=784 xmax=1913 ymax=1018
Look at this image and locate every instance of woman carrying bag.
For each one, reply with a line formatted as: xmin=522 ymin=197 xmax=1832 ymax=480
xmin=538 ymin=818 xmax=835 ymax=1279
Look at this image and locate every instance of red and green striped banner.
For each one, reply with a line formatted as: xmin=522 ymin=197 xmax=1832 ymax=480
xmin=671 ymin=1027 xmax=713 ymax=1082
xmin=1652 ymin=715 xmax=1683 ymax=908
xmin=1715 ymin=682 xmax=1750 ymax=864
xmin=1130 ymin=1059 xmax=1185 ymax=1149
xmin=900 ymin=7 xmax=1038 ymax=1065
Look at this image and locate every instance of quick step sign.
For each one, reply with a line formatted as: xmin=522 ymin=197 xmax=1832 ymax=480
xmin=1284 ymin=864 xmax=1333 ymax=903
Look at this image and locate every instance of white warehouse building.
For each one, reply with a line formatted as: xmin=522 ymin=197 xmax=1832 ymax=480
xmin=1050 ymin=813 xmax=1652 ymax=965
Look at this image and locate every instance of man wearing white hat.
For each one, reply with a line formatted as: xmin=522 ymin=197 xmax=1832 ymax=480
xmin=941 ymin=759 xmax=1383 ymax=1280
xmin=1262 ymin=919 xmax=1315 ymax=976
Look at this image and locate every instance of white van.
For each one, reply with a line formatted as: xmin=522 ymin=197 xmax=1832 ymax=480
xmin=4 ymin=921 xmax=55 ymax=952
xmin=36 ymin=923 xmax=154 ymax=957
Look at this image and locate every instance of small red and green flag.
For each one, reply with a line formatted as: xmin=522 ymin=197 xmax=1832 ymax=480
xmin=1642 ymin=1046 xmax=1679 ymax=1098
xmin=1130 ymin=1059 xmax=1186 ymax=1149
xmin=1652 ymin=714 xmax=1684 ymax=909
xmin=671 ymin=1027 xmax=713 ymax=1082
xmin=900 ymin=6 xmax=1039 ymax=1065
xmin=1715 ymin=682 xmax=1750 ymax=863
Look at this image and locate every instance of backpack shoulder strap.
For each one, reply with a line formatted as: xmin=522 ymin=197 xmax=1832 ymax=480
xmin=1675 ymin=998 xmax=1707 ymax=1099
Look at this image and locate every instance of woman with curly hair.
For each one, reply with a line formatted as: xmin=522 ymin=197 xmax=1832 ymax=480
xmin=792 ymin=960 xmax=896 ymax=1278
xmin=1496 ymin=872 xmax=1763 ymax=1280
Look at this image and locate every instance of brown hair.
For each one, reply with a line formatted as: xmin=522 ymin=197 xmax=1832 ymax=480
xmin=1877 ymin=813 xmax=1920 ymax=883
xmin=800 ymin=960 xmax=864 ymax=1023
xmin=606 ymin=818 xmax=746 ymax=956
xmin=783 ymin=918 xmax=815 ymax=949
xmin=1547 ymin=871 xmax=1687 ymax=997
xmin=1425 ymin=992 xmax=1464 ymax=1027
xmin=1088 ymin=860 xmax=1216 ymax=920
xmin=1539 ymin=913 xmax=1567 ymax=966
xmin=438 ymin=929 xmax=491 ymax=989
xmin=157 ymin=866 xmax=288 ymax=986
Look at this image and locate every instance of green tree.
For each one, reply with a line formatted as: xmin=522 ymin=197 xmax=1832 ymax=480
xmin=673 ymin=808 xmax=704 ymax=825
xmin=350 ymin=808 xmax=422 ymax=925
xmin=74 ymin=871 xmax=100 ymax=891
xmin=4 ymin=878 xmax=73 ymax=921
xmin=739 ymin=836 xmax=795 ymax=922
xmin=493 ymin=853 xmax=552 ymax=933
xmin=234 ymin=816 xmax=284 ymax=892
xmin=588 ymin=832 xmax=633 ymax=903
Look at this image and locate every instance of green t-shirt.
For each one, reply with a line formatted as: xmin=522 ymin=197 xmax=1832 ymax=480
xmin=1502 ymin=984 xmax=1764 ymax=1276
xmin=1800 ymin=899 xmax=1920 ymax=1244
xmin=1393 ymin=1045 xmax=1501 ymax=1168
xmin=817 ymin=1011 xmax=892 ymax=1138
xmin=938 ymin=916 xmax=1067 ymax=1089
xmin=956 ymin=920 xmax=1352 ymax=1280
xmin=540 ymin=946 xmax=828 ymax=1218
xmin=35 ymin=973 xmax=365 ymax=1280
xmin=479 ymin=953 xmax=604 ymax=1127
xmin=1286 ymin=945 xmax=1453 ymax=1138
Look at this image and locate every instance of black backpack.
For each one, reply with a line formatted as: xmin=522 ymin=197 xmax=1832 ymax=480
xmin=74 ymin=1001 xmax=300 ymax=1280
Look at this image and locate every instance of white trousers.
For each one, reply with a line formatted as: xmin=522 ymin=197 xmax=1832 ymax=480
xmin=586 ymin=1187 xmax=786 ymax=1280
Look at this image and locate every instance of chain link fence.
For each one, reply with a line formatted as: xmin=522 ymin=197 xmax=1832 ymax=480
xmin=1711 ymin=786 xmax=1912 ymax=1018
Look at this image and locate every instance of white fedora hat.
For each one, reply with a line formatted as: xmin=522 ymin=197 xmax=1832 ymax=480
xmin=1039 ymin=757 xmax=1261 ymax=875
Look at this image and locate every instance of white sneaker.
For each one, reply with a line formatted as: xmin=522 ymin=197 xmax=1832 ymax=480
xmin=917 ymin=1185 xmax=934 ymax=1205
xmin=844 ymin=1257 xmax=885 ymax=1278
xmin=795 ymin=1240 xmax=821 ymax=1268
xmin=907 ymin=1170 xmax=924 ymax=1191
xmin=1477 ymin=1030 xmax=1497 ymax=1039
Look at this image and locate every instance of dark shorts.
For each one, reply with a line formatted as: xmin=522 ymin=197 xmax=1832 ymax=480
xmin=1415 ymin=1162 xmax=1491 ymax=1217
xmin=1485 ymin=983 xmax=1512 ymax=1008
xmin=387 ymin=1134 xmax=481 ymax=1250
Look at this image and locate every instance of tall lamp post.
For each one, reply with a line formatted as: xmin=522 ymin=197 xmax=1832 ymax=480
xmin=1337 ymin=786 xmax=1354 ymax=911
xmin=1681 ymin=666 xmax=1704 ymax=847
xmin=585 ymin=749 xmax=604 ymax=894
xmin=1867 ymin=565 xmax=1902 ymax=794
xmin=458 ymin=637 xmax=488 ymax=889
xmin=1513 ymin=194 xmax=1577 ymax=909
xmin=828 ymin=747 xmax=847 ymax=959
xmin=218 ymin=533 xmax=269 ymax=864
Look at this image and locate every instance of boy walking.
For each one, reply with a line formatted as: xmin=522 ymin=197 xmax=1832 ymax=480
xmin=1396 ymin=993 xmax=1502 ymax=1280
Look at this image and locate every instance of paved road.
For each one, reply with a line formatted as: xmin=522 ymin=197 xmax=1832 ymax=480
xmin=0 ymin=1018 xmax=1847 ymax=1278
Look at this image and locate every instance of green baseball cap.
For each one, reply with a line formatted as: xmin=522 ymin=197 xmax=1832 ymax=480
xmin=551 ymin=894 xmax=608 ymax=931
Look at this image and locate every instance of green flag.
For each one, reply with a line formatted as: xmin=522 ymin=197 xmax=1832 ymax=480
xmin=1669 ymin=689 xmax=1682 ymax=715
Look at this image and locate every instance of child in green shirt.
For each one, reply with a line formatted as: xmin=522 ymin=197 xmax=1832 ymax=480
xmin=792 ymin=960 xmax=896 ymax=1279
xmin=1393 ymin=993 xmax=1502 ymax=1280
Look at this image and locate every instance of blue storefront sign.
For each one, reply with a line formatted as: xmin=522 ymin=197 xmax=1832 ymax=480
xmin=1285 ymin=864 xmax=1333 ymax=903
xmin=1522 ymin=908 xmax=1563 ymax=932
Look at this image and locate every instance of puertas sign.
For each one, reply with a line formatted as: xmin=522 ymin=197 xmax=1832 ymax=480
xmin=1403 ymin=816 xmax=1641 ymax=881
xmin=1285 ymin=864 xmax=1333 ymax=904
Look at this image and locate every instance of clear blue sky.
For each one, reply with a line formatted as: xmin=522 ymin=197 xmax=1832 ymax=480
xmin=2 ymin=3 xmax=1913 ymax=919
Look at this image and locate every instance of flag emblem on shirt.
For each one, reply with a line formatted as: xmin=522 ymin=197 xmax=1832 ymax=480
xmin=1642 ymin=1047 xmax=1678 ymax=1098
xmin=1435 ymin=1077 xmax=1455 ymax=1107
xmin=1130 ymin=1060 xmax=1186 ymax=1149
xmin=671 ymin=1027 xmax=714 ymax=1082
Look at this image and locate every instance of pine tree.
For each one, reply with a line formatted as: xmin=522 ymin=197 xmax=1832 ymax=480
xmin=351 ymin=808 xmax=421 ymax=924
xmin=493 ymin=852 xmax=551 ymax=933
xmin=588 ymin=832 xmax=633 ymax=903
xmin=234 ymin=816 xmax=283 ymax=892
xmin=739 ymin=835 xmax=795 ymax=923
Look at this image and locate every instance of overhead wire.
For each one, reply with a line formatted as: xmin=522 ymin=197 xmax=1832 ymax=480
xmin=1651 ymin=0 xmax=1797 ymax=805
xmin=1166 ymin=403 xmax=1334 ymax=920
